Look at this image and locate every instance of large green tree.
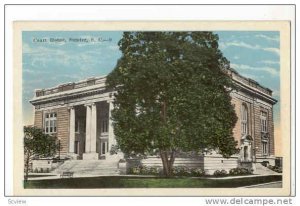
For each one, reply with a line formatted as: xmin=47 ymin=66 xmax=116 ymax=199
xmin=106 ymin=32 xmax=238 ymax=176
xmin=24 ymin=126 xmax=59 ymax=181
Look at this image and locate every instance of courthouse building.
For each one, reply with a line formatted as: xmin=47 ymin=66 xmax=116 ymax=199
xmin=29 ymin=69 xmax=278 ymax=174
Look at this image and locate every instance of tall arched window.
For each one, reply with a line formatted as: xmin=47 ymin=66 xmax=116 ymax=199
xmin=241 ymin=104 xmax=248 ymax=135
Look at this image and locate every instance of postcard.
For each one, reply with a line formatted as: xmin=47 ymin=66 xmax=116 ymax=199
xmin=13 ymin=21 xmax=291 ymax=196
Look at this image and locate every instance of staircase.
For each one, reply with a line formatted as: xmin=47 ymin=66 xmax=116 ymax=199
xmin=53 ymin=160 xmax=120 ymax=177
xmin=254 ymin=163 xmax=279 ymax=175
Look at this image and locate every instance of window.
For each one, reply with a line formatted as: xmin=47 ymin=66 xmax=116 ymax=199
xmin=101 ymin=119 xmax=108 ymax=133
xmin=260 ymin=111 xmax=268 ymax=133
xmin=241 ymin=104 xmax=248 ymax=135
xmin=262 ymin=141 xmax=268 ymax=155
xmin=102 ymin=142 xmax=106 ymax=154
xmin=45 ymin=112 xmax=57 ymax=134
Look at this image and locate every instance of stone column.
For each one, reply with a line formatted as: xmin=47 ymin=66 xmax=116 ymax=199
xmin=90 ymin=103 xmax=97 ymax=153
xmin=69 ymin=107 xmax=75 ymax=154
xmin=85 ymin=104 xmax=91 ymax=153
xmin=108 ymin=101 xmax=115 ymax=151
xmin=83 ymin=103 xmax=99 ymax=160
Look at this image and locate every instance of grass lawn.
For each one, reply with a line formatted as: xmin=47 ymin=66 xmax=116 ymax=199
xmin=24 ymin=175 xmax=282 ymax=188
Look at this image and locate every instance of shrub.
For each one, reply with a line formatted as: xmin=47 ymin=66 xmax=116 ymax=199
xmin=129 ymin=166 xmax=205 ymax=177
xmin=140 ymin=165 xmax=149 ymax=175
xmin=172 ymin=166 xmax=190 ymax=176
xmin=171 ymin=167 xmax=206 ymax=177
xmin=130 ymin=167 xmax=141 ymax=175
xmin=261 ymin=161 xmax=269 ymax=167
xmin=191 ymin=168 xmax=205 ymax=177
xmin=110 ymin=144 xmax=119 ymax=155
xmin=229 ymin=167 xmax=252 ymax=176
xmin=213 ymin=169 xmax=228 ymax=177
xmin=129 ymin=166 xmax=161 ymax=175
xmin=148 ymin=167 xmax=160 ymax=175
xmin=267 ymin=165 xmax=282 ymax=173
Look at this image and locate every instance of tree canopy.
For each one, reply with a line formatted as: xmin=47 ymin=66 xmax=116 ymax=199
xmin=24 ymin=126 xmax=59 ymax=180
xmin=106 ymin=32 xmax=238 ymax=176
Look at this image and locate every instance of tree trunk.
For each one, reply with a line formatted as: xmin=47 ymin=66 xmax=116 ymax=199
xmin=24 ymin=155 xmax=30 ymax=182
xmin=160 ymin=150 xmax=176 ymax=177
xmin=159 ymin=101 xmax=176 ymax=176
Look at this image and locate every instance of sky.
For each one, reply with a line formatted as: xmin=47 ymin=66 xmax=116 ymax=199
xmin=22 ymin=31 xmax=280 ymax=129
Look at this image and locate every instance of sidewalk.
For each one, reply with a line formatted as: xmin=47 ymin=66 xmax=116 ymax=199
xmin=26 ymin=173 xmax=282 ymax=181
xmin=200 ymin=173 xmax=282 ymax=180
xmin=27 ymin=173 xmax=60 ymax=180
xmin=240 ymin=181 xmax=282 ymax=188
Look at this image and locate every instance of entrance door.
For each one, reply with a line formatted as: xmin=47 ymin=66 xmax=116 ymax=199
xmin=74 ymin=141 xmax=79 ymax=154
xmin=100 ymin=140 xmax=108 ymax=155
xmin=244 ymin=146 xmax=248 ymax=161
xmin=74 ymin=141 xmax=83 ymax=159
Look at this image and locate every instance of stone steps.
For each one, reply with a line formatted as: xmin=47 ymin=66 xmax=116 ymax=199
xmin=254 ymin=163 xmax=279 ymax=175
xmin=54 ymin=160 xmax=120 ymax=176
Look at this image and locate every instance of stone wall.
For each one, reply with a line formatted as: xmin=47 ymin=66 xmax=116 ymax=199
xmin=203 ymin=155 xmax=239 ymax=175
xmin=256 ymin=157 xmax=276 ymax=166
xmin=141 ymin=157 xmax=205 ymax=169
xmin=31 ymin=159 xmax=52 ymax=172
xmin=127 ymin=155 xmax=239 ymax=175
xmin=31 ymin=159 xmax=64 ymax=172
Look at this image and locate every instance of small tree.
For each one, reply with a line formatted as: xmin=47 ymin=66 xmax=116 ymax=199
xmin=24 ymin=126 xmax=59 ymax=181
xmin=106 ymin=32 xmax=238 ymax=176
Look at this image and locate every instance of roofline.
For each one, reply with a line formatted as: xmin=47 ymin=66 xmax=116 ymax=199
xmin=227 ymin=67 xmax=274 ymax=94
xmin=30 ymin=69 xmax=277 ymax=106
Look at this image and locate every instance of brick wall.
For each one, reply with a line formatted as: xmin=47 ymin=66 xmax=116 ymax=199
xmin=253 ymin=102 xmax=274 ymax=156
xmin=268 ymin=106 xmax=275 ymax=155
xmin=253 ymin=102 xmax=262 ymax=155
xmin=231 ymin=92 xmax=275 ymax=158
xmin=231 ymin=97 xmax=241 ymax=146
xmin=56 ymin=107 xmax=70 ymax=155
xmin=231 ymin=94 xmax=254 ymax=147
xmin=34 ymin=107 xmax=70 ymax=156
xmin=34 ymin=110 xmax=43 ymax=129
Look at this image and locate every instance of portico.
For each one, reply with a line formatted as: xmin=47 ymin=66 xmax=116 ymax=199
xmin=67 ymin=101 xmax=115 ymax=160
xmin=30 ymin=76 xmax=118 ymax=160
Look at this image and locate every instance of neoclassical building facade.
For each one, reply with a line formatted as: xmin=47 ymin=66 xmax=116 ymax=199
xmin=227 ymin=68 xmax=277 ymax=164
xmin=30 ymin=69 xmax=277 ymax=167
